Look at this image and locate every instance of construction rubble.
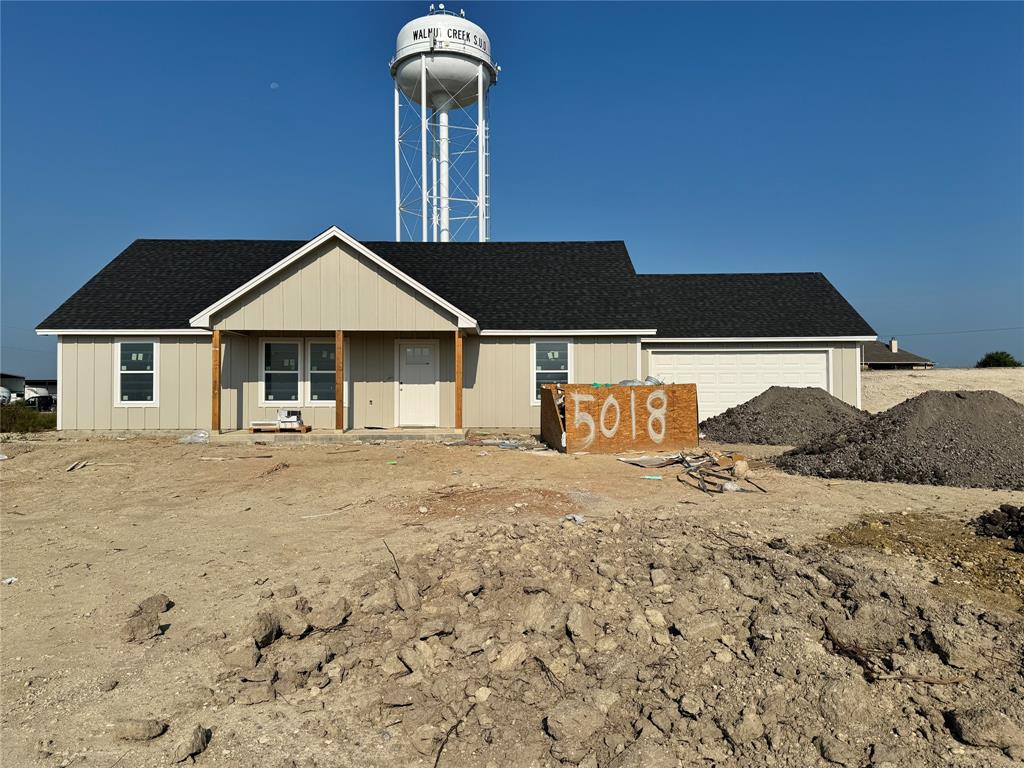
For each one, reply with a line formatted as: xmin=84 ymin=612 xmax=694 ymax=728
xmin=209 ymin=513 xmax=1024 ymax=767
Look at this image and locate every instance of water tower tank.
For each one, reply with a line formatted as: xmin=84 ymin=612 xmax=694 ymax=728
xmin=391 ymin=5 xmax=498 ymax=242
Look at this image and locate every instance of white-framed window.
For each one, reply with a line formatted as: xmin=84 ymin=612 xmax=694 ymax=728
xmin=531 ymin=337 xmax=572 ymax=404
xmin=305 ymin=337 xmax=349 ymax=407
xmin=259 ymin=338 xmax=302 ymax=406
xmin=115 ymin=338 xmax=158 ymax=406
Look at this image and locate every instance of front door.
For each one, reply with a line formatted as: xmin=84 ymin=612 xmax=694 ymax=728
xmin=397 ymin=341 xmax=439 ymax=426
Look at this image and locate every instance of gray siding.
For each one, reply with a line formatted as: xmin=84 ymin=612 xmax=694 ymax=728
xmin=640 ymin=341 xmax=861 ymax=408
xmin=59 ymin=335 xmax=211 ymax=431
xmin=211 ymin=241 xmax=458 ymax=332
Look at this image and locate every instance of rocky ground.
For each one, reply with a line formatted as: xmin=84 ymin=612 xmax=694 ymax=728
xmin=776 ymin=390 xmax=1024 ymax=490
xmin=1 ymin=432 xmax=1023 ymax=767
xmin=700 ymin=387 xmax=867 ymax=446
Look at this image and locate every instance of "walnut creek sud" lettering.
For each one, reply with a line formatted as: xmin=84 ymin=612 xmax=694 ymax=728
xmin=410 ymin=26 xmax=488 ymax=52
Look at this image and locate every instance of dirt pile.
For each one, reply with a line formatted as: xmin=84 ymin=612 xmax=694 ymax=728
xmin=210 ymin=514 xmax=1023 ymax=767
xmin=700 ymin=386 xmax=868 ymax=446
xmin=974 ymin=504 xmax=1024 ymax=553
xmin=776 ymin=390 xmax=1024 ymax=489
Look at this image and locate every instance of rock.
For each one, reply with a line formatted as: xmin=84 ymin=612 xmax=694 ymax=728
xmin=221 ymin=638 xmax=261 ymax=670
xmin=308 ymin=597 xmax=351 ymax=630
xmin=545 ymin=700 xmax=605 ymax=740
xmin=246 ymin=611 xmax=281 ymax=648
xmin=99 ymin=678 xmax=119 ymax=692
xmin=234 ymin=682 xmax=275 ymax=705
xmin=173 ymin=724 xmax=212 ymax=763
xmin=947 ymin=709 xmax=1024 ymax=754
xmin=450 ymin=569 xmax=484 ymax=596
xmin=276 ymin=584 xmax=298 ymax=598
xmin=276 ymin=606 xmax=310 ymax=638
xmin=114 ymin=719 xmax=168 ymax=741
xmin=617 ymin=735 xmax=676 ymax=768
xmin=395 ymin=579 xmax=422 ymax=612
xmin=121 ymin=612 xmax=163 ymax=643
xmin=650 ymin=568 xmax=669 ymax=587
xmin=362 ymin=585 xmax=397 ymax=614
xmin=137 ymin=593 xmax=173 ymax=614
xmin=410 ymin=724 xmax=440 ymax=755
xmin=725 ymin=705 xmax=764 ymax=745
xmin=566 ymin=604 xmax=597 ymax=646
xmin=474 ymin=686 xmax=492 ymax=704
xmin=491 ymin=641 xmax=528 ymax=672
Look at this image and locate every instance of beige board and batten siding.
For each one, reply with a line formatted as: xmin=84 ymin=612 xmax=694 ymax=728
xmin=640 ymin=341 xmax=861 ymax=407
xmin=211 ymin=241 xmax=458 ymax=332
xmin=219 ymin=331 xmax=456 ymax=431
xmin=463 ymin=336 xmax=640 ymax=429
xmin=58 ymin=335 xmax=211 ymax=430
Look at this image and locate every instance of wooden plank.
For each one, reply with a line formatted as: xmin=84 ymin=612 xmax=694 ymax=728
xmin=211 ymin=329 xmax=221 ymax=433
xmin=335 ymin=330 xmax=344 ymax=431
xmin=539 ymin=385 xmax=566 ymax=452
xmin=550 ymin=383 xmax=698 ymax=454
xmin=249 ymin=424 xmax=312 ymax=434
xmin=454 ymin=330 xmax=463 ymax=430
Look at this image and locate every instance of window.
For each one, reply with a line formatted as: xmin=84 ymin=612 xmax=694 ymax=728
xmin=116 ymin=339 xmax=158 ymax=406
xmin=305 ymin=338 xmax=348 ymax=406
xmin=261 ymin=339 xmax=301 ymax=405
xmin=531 ymin=338 xmax=571 ymax=403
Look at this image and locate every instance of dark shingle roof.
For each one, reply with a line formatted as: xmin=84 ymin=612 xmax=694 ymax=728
xmin=862 ymin=340 xmax=933 ymax=365
xmin=38 ymin=236 xmax=875 ymax=338
xmin=636 ymin=273 xmax=875 ymax=338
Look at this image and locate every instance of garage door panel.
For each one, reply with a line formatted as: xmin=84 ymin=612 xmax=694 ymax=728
xmin=650 ymin=349 xmax=828 ymax=419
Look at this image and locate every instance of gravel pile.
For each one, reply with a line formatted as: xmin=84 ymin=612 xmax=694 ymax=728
xmin=700 ymin=386 xmax=868 ymax=446
xmin=973 ymin=504 xmax=1024 ymax=553
xmin=204 ymin=514 xmax=1024 ymax=767
xmin=776 ymin=390 xmax=1024 ymax=490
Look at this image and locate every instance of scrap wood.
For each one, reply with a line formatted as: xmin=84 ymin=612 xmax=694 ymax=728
xmin=198 ymin=455 xmax=274 ymax=462
xmin=65 ymin=460 xmax=132 ymax=472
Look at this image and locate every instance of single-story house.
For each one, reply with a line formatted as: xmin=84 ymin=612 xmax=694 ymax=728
xmin=861 ymin=338 xmax=934 ymax=370
xmin=36 ymin=226 xmax=876 ymax=432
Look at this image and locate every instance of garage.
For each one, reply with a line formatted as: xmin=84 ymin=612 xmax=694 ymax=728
xmin=649 ymin=349 xmax=829 ymax=419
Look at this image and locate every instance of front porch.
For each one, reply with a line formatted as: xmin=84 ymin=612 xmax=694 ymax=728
xmin=210 ymin=330 xmax=465 ymax=434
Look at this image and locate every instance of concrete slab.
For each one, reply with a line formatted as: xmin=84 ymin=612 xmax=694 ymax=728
xmin=211 ymin=427 xmax=467 ymax=445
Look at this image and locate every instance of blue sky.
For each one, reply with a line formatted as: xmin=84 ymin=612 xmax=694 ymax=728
xmin=2 ymin=1 xmax=1022 ymax=377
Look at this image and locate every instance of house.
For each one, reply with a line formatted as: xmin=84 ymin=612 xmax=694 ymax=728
xmin=36 ymin=226 xmax=876 ymax=432
xmin=861 ymin=338 xmax=934 ymax=370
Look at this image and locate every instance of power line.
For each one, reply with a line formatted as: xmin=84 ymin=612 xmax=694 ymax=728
xmin=882 ymin=326 xmax=1024 ymax=338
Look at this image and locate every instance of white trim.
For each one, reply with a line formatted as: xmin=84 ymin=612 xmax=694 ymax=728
xmin=56 ymin=337 xmax=63 ymax=430
xmin=37 ymin=328 xmax=210 ymax=336
xmin=113 ymin=337 xmax=159 ymax=407
xmin=530 ymin=337 xmax=573 ymax=406
xmin=258 ymin=337 xmax=303 ymax=408
xmin=304 ymin=337 xmax=349 ymax=408
xmin=648 ymin=346 xmax=833 ymax=396
xmin=635 ymin=336 xmax=643 ymax=379
xmin=394 ymin=339 xmax=441 ymax=427
xmin=642 ymin=336 xmax=877 ymax=344
xmin=856 ymin=344 xmax=863 ymax=409
xmin=483 ymin=329 xmax=656 ymax=337
xmin=187 ymin=226 xmax=479 ymax=330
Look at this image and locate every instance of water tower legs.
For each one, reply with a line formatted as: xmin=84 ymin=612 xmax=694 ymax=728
xmin=439 ymin=108 xmax=450 ymax=242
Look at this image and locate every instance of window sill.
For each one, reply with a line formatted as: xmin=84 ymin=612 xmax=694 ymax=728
xmin=115 ymin=402 xmax=159 ymax=408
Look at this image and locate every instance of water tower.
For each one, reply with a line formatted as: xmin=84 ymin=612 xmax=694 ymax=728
xmin=391 ymin=5 xmax=497 ymax=242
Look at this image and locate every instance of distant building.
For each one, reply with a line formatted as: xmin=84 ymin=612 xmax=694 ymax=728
xmin=861 ymin=338 xmax=934 ymax=370
xmin=1 ymin=372 xmax=26 ymax=397
xmin=25 ymin=378 xmax=58 ymax=399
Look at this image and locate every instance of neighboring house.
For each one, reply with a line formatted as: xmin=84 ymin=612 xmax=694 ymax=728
xmin=36 ymin=226 xmax=875 ymax=432
xmin=861 ymin=339 xmax=934 ymax=370
xmin=1 ymin=372 xmax=26 ymax=398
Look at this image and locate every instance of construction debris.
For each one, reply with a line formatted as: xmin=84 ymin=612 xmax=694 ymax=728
xmin=620 ymin=451 xmax=767 ymax=494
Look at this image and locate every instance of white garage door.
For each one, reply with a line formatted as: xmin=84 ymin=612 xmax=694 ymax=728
xmin=649 ymin=349 xmax=829 ymax=420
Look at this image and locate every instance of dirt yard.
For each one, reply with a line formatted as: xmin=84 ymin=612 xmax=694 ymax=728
xmin=2 ymin=434 xmax=1023 ymax=767
xmin=862 ymin=368 xmax=1024 ymax=413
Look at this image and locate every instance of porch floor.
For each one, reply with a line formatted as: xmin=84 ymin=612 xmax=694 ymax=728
xmin=211 ymin=427 xmax=467 ymax=445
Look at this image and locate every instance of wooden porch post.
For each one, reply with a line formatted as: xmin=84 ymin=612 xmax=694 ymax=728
xmin=454 ymin=330 xmax=463 ymax=430
xmin=211 ymin=329 xmax=221 ymax=434
xmin=335 ymin=330 xmax=344 ymax=431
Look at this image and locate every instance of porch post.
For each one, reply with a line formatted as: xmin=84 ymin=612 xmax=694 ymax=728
xmin=211 ymin=329 xmax=221 ymax=434
xmin=454 ymin=330 xmax=463 ymax=430
xmin=335 ymin=330 xmax=344 ymax=431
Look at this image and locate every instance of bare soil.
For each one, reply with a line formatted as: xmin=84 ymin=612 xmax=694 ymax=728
xmin=2 ymin=434 xmax=1023 ymax=767
xmin=862 ymin=368 xmax=1024 ymax=413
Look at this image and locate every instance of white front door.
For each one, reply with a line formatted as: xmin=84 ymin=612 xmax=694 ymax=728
xmin=649 ymin=349 xmax=829 ymax=419
xmin=397 ymin=341 xmax=439 ymax=426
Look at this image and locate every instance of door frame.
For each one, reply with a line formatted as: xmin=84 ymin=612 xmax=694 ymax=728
xmin=394 ymin=338 xmax=441 ymax=427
